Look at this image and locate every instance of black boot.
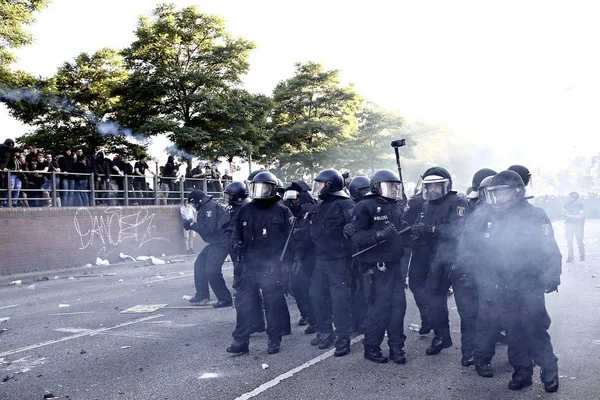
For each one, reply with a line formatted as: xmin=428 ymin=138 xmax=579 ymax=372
xmin=267 ymin=338 xmax=281 ymax=354
xmin=388 ymin=347 xmax=407 ymax=364
xmin=461 ymin=354 xmax=474 ymax=367
xmin=541 ymin=369 xmax=559 ymax=393
xmin=364 ymin=346 xmax=388 ymax=363
xmin=508 ymin=368 xmax=533 ymax=390
xmin=334 ymin=336 xmax=351 ymax=357
xmin=310 ymin=333 xmax=322 ymax=346
xmin=419 ymin=323 xmax=432 ymax=335
xmin=304 ymin=324 xmax=317 ymax=335
xmin=426 ymin=336 xmax=452 ymax=355
xmin=475 ymin=362 xmax=493 ymax=377
xmin=298 ymin=317 xmax=309 ymax=326
xmin=318 ymin=333 xmax=335 ymax=349
xmin=226 ymin=340 xmax=249 ymax=354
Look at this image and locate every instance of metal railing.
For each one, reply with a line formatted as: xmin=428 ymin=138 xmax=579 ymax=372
xmin=0 ymin=170 xmax=230 ymax=208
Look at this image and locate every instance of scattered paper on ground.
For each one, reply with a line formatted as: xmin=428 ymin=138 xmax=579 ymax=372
xmin=120 ymin=304 xmax=168 ymax=313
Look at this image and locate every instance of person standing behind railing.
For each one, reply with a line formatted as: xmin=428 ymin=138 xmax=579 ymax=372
xmin=1 ymin=139 xmax=24 ymax=206
xmin=73 ymin=148 xmax=90 ymax=207
xmin=133 ymin=155 xmax=155 ymax=205
xmin=93 ymin=152 xmax=110 ymax=206
xmin=161 ymin=156 xmax=179 ymax=205
xmin=6 ymin=151 xmax=26 ymax=207
xmin=57 ymin=147 xmax=76 ymax=207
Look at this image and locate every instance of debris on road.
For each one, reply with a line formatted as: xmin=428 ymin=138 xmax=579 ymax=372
xmin=58 ymin=304 xmax=70 ymax=308
xmin=199 ymin=372 xmax=220 ymax=379
xmin=27 ymin=285 xmax=35 ymax=290
xmin=0 ymin=317 xmax=10 ymax=323
xmin=95 ymin=257 xmax=110 ymax=266
xmin=9 ymin=280 xmax=22 ymax=286
xmin=118 ymin=279 xmax=124 ymax=282
xmin=43 ymin=393 xmax=57 ymax=399
xmin=150 ymin=256 xmax=165 ymax=265
xmin=261 ymin=364 xmax=269 ymax=370
xmin=136 ymin=256 xmax=151 ymax=261
xmin=182 ymin=295 xmax=192 ymax=300
xmin=119 ymin=252 xmax=136 ymax=262
xmin=407 ymin=323 xmax=420 ymax=332
xmin=84 ymin=263 xmax=93 ymax=268
xmin=80 ymin=350 xmax=87 ymax=354
xmin=120 ymin=346 xmax=131 ymax=349
xmin=169 ymin=260 xmax=185 ymax=264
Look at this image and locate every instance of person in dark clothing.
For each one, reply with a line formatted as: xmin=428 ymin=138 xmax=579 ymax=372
xmin=284 ymin=180 xmax=318 ymax=333
xmin=0 ymin=139 xmax=24 ymax=205
xmin=563 ymin=192 xmax=585 ymax=262
xmin=222 ymin=181 xmax=265 ymax=334
xmin=183 ymin=190 xmax=233 ymax=308
xmin=484 ymin=170 xmax=561 ymax=392
xmin=73 ymin=148 xmax=90 ymax=207
xmin=466 ymin=168 xmax=497 ymax=209
xmin=227 ymin=171 xmax=294 ymax=355
xmin=161 ymin=156 xmax=179 ymax=205
xmin=410 ymin=166 xmax=475 ymax=365
xmin=93 ymin=152 xmax=111 ymax=206
xmin=350 ymin=169 xmax=408 ymax=364
xmin=345 ymin=175 xmax=371 ymax=334
xmin=308 ymin=169 xmax=355 ymax=357
xmin=458 ymin=174 xmax=503 ymax=377
xmin=507 ymin=165 xmax=532 ymax=187
xmin=58 ymin=147 xmax=76 ymax=207
xmin=133 ymin=156 xmax=155 ymax=204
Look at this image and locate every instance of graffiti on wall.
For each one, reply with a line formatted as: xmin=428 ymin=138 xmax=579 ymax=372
xmin=73 ymin=207 xmax=169 ymax=251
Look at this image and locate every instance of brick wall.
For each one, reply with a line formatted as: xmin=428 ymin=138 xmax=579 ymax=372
xmin=0 ymin=206 xmax=207 ymax=275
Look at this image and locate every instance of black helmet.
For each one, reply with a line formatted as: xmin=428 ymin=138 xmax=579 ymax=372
xmin=467 ymin=168 xmax=497 ymax=199
xmin=421 ymin=166 xmax=452 ymax=201
xmin=507 ymin=165 xmax=531 ymax=187
xmin=224 ymin=181 xmax=248 ymax=205
xmin=487 ymin=170 xmax=525 ymax=211
xmin=188 ymin=189 xmax=211 ymax=210
xmin=370 ymin=169 xmax=401 ymax=200
xmin=477 ymin=175 xmax=494 ymax=203
xmin=568 ymin=191 xmax=579 ymax=200
xmin=349 ymin=175 xmax=371 ymax=201
xmin=276 ymin=178 xmax=285 ymax=197
xmin=4 ymin=139 xmax=15 ymax=147
xmin=247 ymin=169 xmax=265 ymax=182
xmin=250 ymin=171 xmax=278 ymax=199
xmin=313 ymin=169 xmax=348 ymax=200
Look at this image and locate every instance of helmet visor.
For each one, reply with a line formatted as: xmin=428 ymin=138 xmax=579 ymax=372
xmin=250 ymin=182 xmax=275 ymax=199
xmin=312 ymin=181 xmax=327 ymax=199
xmin=355 ymin=186 xmax=370 ymax=199
xmin=283 ymin=190 xmax=299 ymax=201
xmin=487 ymin=185 xmax=523 ymax=210
xmin=379 ymin=182 xmax=402 ymax=200
xmin=423 ymin=180 xmax=450 ymax=200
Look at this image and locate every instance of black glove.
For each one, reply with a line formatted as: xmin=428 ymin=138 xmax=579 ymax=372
xmin=343 ymin=223 xmax=356 ymax=238
xmin=412 ymin=224 xmax=434 ymax=238
xmin=183 ymin=219 xmax=193 ymax=231
xmin=233 ymin=241 xmax=245 ymax=254
xmin=545 ymin=279 xmax=560 ymax=294
xmin=375 ymin=223 xmax=398 ymax=242
xmin=232 ymin=275 xmax=241 ymax=290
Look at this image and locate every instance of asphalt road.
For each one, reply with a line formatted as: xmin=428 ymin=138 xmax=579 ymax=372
xmin=1 ymin=220 xmax=599 ymax=400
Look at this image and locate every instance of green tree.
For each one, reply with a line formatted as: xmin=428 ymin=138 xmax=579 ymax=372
xmin=338 ymin=104 xmax=409 ymax=175
xmin=267 ymin=61 xmax=362 ymax=176
xmin=119 ymin=3 xmax=256 ymax=163
xmin=6 ymin=48 xmax=146 ymax=158
xmin=0 ymin=0 xmax=48 ymax=67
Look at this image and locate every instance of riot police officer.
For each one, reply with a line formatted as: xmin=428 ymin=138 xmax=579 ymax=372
xmin=351 ymin=169 xmax=408 ymax=364
xmin=221 ymin=181 xmax=265 ymax=333
xmin=309 ymin=169 xmax=355 ymax=356
xmin=466 ymin=168 xmax=496 ymax=209
xmin=184 ymin=190 xmax=233 ymax=307
xmin=227 ymin=172 xmax=294 ymax=355
xmin=485 ymin=170 xmax=561 ymax=392
xmin=409 ymin=167 xmax=476 ymax=365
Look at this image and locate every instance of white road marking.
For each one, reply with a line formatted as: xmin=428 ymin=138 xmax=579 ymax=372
xmin=120 ymin=304 xmax=167 ymax=313
xmin=233 ymin=334 xmax=364 ymax=400
xmin=0 ymin=304 xmax=20 ymax=310
xmin=48 ymin=312 xmax=96 ymax=316
xmin=0 ymin=314 xmax=164 ymax=357
xmin=145 ymin=274 xmax=194 ymax=284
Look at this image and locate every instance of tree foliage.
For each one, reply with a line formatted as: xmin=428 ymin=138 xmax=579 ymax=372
xmin=0 ymin=0 xmax=48 ymax=67
xmin=120 ymin=3 xmax=258 ymax=162
xmin=267 ymin=61 xmax=362 ymax=174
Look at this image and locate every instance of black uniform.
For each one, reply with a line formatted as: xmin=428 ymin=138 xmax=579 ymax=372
xmin=231 ymin=197 xmax=294 ymax=344
xmin=352 ymin=196 xmax=407 ymax=353
xmin=405 ymin=194 xmax=428 ymax=328
xmin=309 ymin=195 xmax=355 ymax=341
xmin=412 ymin=191 xmax=476 ymax=358
xmin=488 ymin=199 xmax=561 ymax=383
xmin=458 ymin=203 xmax=500 ymax=367
xmin=187 ymin=196 xmax=232 ymax=304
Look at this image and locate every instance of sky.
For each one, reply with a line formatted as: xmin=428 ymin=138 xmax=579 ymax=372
xmin=2 ymin=0 xmax=600 ymax=176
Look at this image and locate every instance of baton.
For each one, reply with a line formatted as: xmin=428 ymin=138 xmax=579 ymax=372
xmin=351 ymin=226 xmax=412 ymax=258
xmin=280 ymin=216 xmax=297 ymax=261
